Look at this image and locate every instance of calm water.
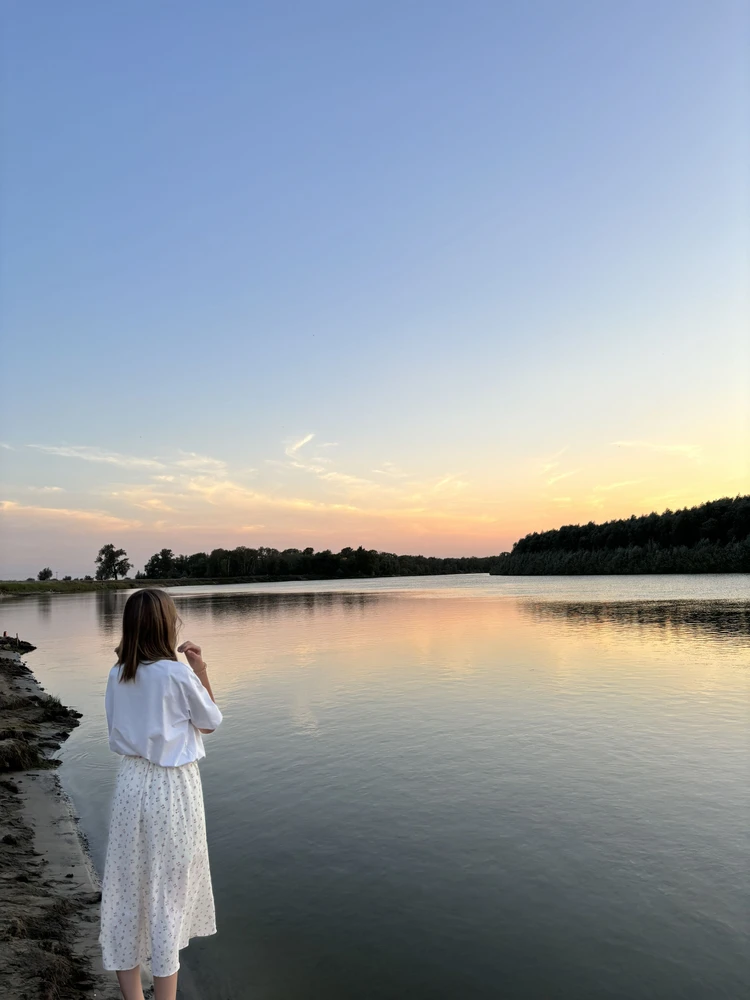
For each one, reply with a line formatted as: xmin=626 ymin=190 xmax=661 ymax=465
xmin=3 ymin=575 xmax=749 ymax=999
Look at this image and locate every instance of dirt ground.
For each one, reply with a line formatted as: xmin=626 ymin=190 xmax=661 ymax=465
xmin=0 ymin=654 xmax=120 ymax=1000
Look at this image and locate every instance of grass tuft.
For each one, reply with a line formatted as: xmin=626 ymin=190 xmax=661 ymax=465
xmin=0 ymin=693 xmax=28 ymax=711
xmin=0 ymin=736 xmax=46 ymax=771
xmin=38 ymin=694 xmax=79 ymax=722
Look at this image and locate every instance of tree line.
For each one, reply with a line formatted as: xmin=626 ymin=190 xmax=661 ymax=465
xmin=490 ymin=495 xmax=750 ymax=575
xmin=137 ymin=545 xmax=495 ymax=581
xmin=41 ymin=496 xmax=749 ymax=582
xmin=43 ymin=544 xmax=494 ymax=583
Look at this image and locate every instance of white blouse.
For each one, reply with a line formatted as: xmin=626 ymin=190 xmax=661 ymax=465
xmin=105 ymin=659 xmax=223 ymax=767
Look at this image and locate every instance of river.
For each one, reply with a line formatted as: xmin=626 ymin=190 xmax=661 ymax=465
xmin=3 ymin=574 xmax=749 ymax=999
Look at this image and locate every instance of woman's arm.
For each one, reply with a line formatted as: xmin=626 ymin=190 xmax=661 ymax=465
xmin=178 ymin=640 xmax=219 ymax=733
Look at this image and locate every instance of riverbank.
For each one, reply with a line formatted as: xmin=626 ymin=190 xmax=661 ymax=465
xmin=0 ymin=576 xmax=299 ymax=595
xmin=0 ymin=652 xmax=120 ymax=999
xmin=0 ymin=580 xmax=138 ymax=595
xmin=0 ymin=570 xmax=495 ymax=596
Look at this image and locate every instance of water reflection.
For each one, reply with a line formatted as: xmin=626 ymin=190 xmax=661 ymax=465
xmin=172 ymin=590 xmax=386 ymax=624
xmin=95 ymin=590 xmax=121 ymax=635
xmin=519 ymin=599 xmax=750 ymax=646
xmin=36 ymin=594 xmax=53 ymax=619
xmin=7 ymin=578 xmax=749 ymax=1000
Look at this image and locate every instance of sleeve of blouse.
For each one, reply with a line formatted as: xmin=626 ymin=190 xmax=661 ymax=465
xmin=182 ymin=668 xmax=223 ymax=732
xmin=105 ymin=669 xmax=114 ymax=736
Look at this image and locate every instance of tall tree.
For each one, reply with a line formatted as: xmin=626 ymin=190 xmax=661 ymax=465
xmin=95 ymin=544 xmax=132 ymax=581
xmin=144 ymin=548 xmax=175 ymax=578
xmin=37 ymin=567 xmax=53 ymax=581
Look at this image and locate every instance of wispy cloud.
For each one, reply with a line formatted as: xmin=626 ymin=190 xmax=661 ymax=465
xmin=278 ymin=438 xmax=459 ymax=503
xmin=184 ymin=474 xmax=362 ymax=514
xmin=0 ymin=443 xmax=13 ymax=450
xmin=0 ymin=500 xmax=140 ymax=529
xmin=28 ymin=486 xmax=65 ymax=493
xmin=28 ymin=443 xmax=233 ymax=476
xmin=432 ymin=474 xmax=468 ymax=493
xmin=547 ymin=469 xmax=579 ymax=486
xmin=611 ymin=441 xmax=701 ymax=460
xmin=173 ymin=451 xmax=227 ymax=473
xmin=17 ymin=436 xmax=498 ymax=545
xmin=280 ymin=433 xmax=329 ymax=474
xmin=133 ymin=498 xmax=178 ymax=513
xmin=593 ymin=479 xmax=644 ymax=493
xmin=539 ymin=446 xmax=569 ymax=475
xmin=29 ymin=444 xmax=164 ymax=469
xmin=319 ymin=470 xmax=374 ymax=488
xmin=108 ymin=483 xmax=191 ymax=513
xmin=285 ymin=434 xmax=315 ymax=458
xmin=372 ymin=462 xmax=408 ymax=479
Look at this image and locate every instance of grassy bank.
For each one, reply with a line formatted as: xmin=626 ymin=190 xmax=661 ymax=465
xmin=1 ymin=569 xmax=498 ymax=596
xmin=1 ymin=574 xmax=345 ymax=595
xmin=0 ymin=580 xmax=138 ymax=595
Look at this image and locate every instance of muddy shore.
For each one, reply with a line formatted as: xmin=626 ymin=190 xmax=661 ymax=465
xmin=0 ymin=652 xmax=120 ymax=999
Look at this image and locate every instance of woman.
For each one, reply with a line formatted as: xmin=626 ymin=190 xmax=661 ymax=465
xmin=99 ymin=588 xmax=223 ymax=1000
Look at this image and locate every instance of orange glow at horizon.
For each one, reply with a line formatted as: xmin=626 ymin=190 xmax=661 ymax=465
xmin=1 ymin=426 xmax=747 ymax=576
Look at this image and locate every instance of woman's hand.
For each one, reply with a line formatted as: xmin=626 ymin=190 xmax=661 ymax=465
xmin=178 ymin=640 xmax=207 ymax=674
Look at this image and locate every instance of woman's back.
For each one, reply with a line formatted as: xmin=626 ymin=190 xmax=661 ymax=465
xmin=105 ymin=658 xmax=222 ymax=767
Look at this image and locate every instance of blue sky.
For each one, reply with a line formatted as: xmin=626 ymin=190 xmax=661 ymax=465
xmin=1 ymin=1 xmax=748 ymax=576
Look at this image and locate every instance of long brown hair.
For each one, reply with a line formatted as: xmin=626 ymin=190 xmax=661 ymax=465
xmin=116 ymin=589 xmax=181 ymax=682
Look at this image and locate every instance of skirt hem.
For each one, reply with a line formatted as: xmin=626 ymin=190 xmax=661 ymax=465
xmin=101 ymin=926 xmax=218 ymax=978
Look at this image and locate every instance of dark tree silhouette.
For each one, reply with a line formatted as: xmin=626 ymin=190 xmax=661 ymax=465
xmin=37 ymin=567 xmax=53 ymax=581
xmin=490 ymin=496 xmax=750 ymax=575
xmin=138 ymin=544 xmax=496 ymax=582
xmin=144 ymin=549 xmax=176 ymax=579
xmin=95 ymin=544 xmax=132 ymax=581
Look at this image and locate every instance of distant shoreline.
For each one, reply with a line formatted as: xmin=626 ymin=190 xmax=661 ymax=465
xmin=0 ymin=571 xmax=492 ymax=596
xmin=3 ymin=565 xmax=748 ymax=597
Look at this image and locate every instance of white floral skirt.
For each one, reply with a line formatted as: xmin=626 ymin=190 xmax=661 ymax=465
xmin=99 ymin=756 xmax=217 ymax=977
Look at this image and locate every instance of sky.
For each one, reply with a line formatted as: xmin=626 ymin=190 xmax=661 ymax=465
xmin=1 ymin=1 xmax=748 ymax=578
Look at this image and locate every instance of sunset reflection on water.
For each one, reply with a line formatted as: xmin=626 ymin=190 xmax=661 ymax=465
xmin=5 ymin=575 xmax=749 ymax=1000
